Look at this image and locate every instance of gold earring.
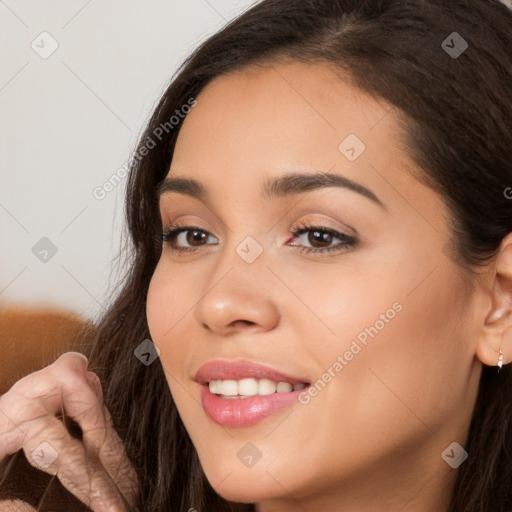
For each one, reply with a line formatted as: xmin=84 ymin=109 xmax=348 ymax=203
xmin=497 ymin=348 xmax=504 ymax=372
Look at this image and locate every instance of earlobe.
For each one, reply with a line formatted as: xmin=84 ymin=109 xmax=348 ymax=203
xmin=475 ymin=307 xmax=511 ymax=368
xmin=476 ymin=339 xmax=506 ymax=368
xmin=474 ymin=233 xmax=512 ymax=369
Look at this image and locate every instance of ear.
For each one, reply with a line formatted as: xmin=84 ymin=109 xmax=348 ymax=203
xmin=475 ymin=232 xmax=512 ymax=368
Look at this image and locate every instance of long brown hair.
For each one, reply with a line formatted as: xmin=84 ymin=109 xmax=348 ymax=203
xmin=2 ymin=1 xmax=512 ymax=510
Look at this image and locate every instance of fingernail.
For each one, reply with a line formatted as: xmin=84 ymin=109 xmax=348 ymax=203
xmin=58 ymin=351 xmax=89 ymax=367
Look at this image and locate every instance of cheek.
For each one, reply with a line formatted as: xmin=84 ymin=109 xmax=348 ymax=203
xmin=146 ymin=262 xmax=185 ymax=349
xmin=327 ymin=261 xmax=472 ymax=431
xmin=276 ymin=265 xmax=472 ymax=485
xmin=146 ymin=265 xmax=168 ymax=341
xmin=299 ymin=253 xmax=472 ymax=436
xmin=146 ymin=260 xmax=205 ymax=385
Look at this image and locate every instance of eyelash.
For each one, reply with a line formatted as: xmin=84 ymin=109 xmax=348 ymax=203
xmin=161 ymin=220 xmax=358 ymax=256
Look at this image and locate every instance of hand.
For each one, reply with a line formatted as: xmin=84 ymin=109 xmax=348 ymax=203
xmin=0 ymin=352 xmax=138 ymax=511
xmin=0 ymin=500 xmax=37 ymax=511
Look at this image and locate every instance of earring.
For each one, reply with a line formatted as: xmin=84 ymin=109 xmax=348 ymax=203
xmin=497 ymin=348 xmax=504 ymax=372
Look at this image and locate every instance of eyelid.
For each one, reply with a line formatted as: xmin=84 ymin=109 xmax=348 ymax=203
xmin=161 ymin=218 xmax=359 ymax=258
xmin=160 ymin=212 xmax=221 ymax=234
xmin=286 ymin=212 xmax=358 ymax=238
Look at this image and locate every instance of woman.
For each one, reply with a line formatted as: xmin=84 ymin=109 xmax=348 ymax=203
xmin=1 ymin=0 xmax=512 ymax=510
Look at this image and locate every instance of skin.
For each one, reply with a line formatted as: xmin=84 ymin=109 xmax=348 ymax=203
xmin=0 ymin=501 xmax=39 ymax=512
xmin=146 ymin=60 xmax=512 ymax=511
xmin=0 ymin=353 xmax=138 ymax=511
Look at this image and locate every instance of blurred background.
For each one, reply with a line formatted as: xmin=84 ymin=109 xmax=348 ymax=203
xmin=0 ymin=0 xmax=259 ymax=321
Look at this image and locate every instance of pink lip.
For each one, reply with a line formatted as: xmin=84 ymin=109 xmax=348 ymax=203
xmin=195 ymin=360 xmax=310 ymax=428
xmin=195 ymin=359 xmax=309 ymax=385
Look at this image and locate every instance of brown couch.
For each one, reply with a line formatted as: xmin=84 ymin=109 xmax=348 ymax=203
xmin=0 ymin=305 xmax=94 ymax=511
xmin=0 ymin=306 xmax=92 ymax=394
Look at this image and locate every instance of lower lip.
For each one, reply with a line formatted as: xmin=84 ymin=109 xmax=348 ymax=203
xmin=200 ymin=384 xmax=307 ymax=427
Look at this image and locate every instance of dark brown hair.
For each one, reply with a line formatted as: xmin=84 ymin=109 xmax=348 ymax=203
xmin=2 ymin=0 xmax=512 ymax=510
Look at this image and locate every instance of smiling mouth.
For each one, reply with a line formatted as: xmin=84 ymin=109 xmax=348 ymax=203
xmin=200 ymin=380 xmax=311 ymax=427
xmin=207 ymin=378 xmax=310 ymax=398
xmin=196 ymin=359 xmax=311 ymax=426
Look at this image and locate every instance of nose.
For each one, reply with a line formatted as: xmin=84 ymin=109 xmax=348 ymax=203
xmin=193 ymin=263 xmax=281 ymax=337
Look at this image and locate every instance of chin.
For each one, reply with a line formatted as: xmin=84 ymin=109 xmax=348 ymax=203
xmin=202 ymin=465 xmax=286 ymax=504
xmin=211 ymin=484 xmax=269 ymax=505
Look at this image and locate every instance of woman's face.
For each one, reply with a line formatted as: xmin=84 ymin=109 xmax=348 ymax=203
xmin=146 ymin=61 xmax=484 ymax=510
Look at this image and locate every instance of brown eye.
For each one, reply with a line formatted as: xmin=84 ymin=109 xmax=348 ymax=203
xmin=307 ymin=229 xmax=334 ymax=248
xmin=162 ymin=225 xmax=218 ymax=254
xmin=186 ymin=229 xmax=208 ymax=246
xmin=288 ymin=222 xmax=358 ymax=255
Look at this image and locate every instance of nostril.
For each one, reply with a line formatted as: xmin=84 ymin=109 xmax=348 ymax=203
xmin=231 ymin=320 xmax=255 ymax=328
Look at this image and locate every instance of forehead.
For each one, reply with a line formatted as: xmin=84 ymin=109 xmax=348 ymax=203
xmin=169 ymin=61 xmax=439 ymax=215
xmin=171 ymin=60 xmax=404 ymax=170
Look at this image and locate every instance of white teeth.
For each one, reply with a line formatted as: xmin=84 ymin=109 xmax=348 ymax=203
xmin=258 ymin=378 xmax=277 ymax=395
xmin=220 ymin=380 xmax=238 ymax=396
xmin=276 ymin=382 xmax=293 ymax=393
xmin=238 ymin=378 xmax=259 ymax=396
xmin=209 ymin=380 xmax=218 ymax=394
xmin=208 ymin=378 xmax=307 ymax=397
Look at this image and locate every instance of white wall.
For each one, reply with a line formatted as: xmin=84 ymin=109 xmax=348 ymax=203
xmin=0 ymin=0 xmax=258 ymax=320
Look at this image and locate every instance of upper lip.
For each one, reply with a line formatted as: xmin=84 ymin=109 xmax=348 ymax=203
xmin=194 ymin=359 xmax=310 ymax=385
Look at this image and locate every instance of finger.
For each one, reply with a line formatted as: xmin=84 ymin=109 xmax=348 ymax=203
xmin=0 ymin=500 xmax=37 ymax=512
xmin=20 ymin=413 xmax=129 ymax=512
xmin=47 ymin=354 xmax=108 ymax=451
xmin=52 ymin=360 xmax=138 ymax=507
xmin=0 ymin=353 xmax=137 ymax=508
xmin=76 ymin=373 xmax=138 ymax=507
xmin=0 ymin=353 xmax=102 ymax=459
xmin=94 ymin=403 xmax=139 ymax=507
xmin=1 ymin=352 xmax=99 ymax=433
xmin=0 ymin=407 xmax=27 ymax=460
xmin=42 ymin=357 xmax=138 ymax=508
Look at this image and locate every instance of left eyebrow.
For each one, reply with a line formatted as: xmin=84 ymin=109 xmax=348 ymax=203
xmin=157 ymin=171 xmax=385 ymax=209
